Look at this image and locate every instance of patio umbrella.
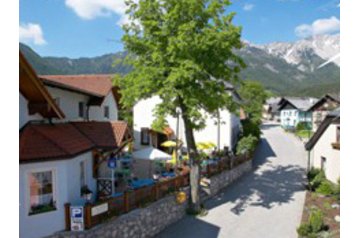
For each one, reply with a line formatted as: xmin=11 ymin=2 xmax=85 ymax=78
xmin=196 ymin=141 xmax=216 ymax=150
xmin=161 ymin=140 xmax=177 ymax=147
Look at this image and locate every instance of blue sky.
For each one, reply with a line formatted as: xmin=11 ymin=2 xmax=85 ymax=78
xmin=19 ymin=0 xmax=340 ymax=58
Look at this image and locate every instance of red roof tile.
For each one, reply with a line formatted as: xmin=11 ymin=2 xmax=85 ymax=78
xmin=39 ymin=74 xmax=114 ymax=97
xmin=72 ymin=121 xmax=130 ymax=149
xmin=20 ymin=121 xmax=131 ymax=163
xmin=20 ymin=123 xmax=94 ymax=162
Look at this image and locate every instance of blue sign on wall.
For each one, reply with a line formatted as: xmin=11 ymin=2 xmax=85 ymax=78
xmin=107 ymin=157 xmax=117 ymax=169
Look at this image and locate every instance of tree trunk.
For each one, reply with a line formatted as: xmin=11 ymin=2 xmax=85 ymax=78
xmin=179 ymin=100 xmax=201 ymax=213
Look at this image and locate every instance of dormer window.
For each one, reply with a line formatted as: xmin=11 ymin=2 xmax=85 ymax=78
xmin=104 ymin=106 xmax=110 ymax=119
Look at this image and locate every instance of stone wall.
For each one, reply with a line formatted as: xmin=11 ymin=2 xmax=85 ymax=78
xmin=46 ymin=160 xmax=252 ymax=238
xmin=203 ymin=160 xmax=253 ymax=198
xmin=46 ymin=190 xmax=189 ymax=238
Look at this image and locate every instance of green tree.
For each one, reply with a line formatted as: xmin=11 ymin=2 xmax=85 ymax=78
xmin=117 ymin=0 xmax=245 ymax=212
xmin=238 ymin=80 xmax=267 ymax=123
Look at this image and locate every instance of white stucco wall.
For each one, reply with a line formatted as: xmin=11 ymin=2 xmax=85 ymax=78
xmin=89 ymin=92 xmax=118 ymax=121
xmin=310 ymin=123 xmax=340 ymax=183
xmin=280 ymin=109 xmax=299 ymax=128
xmin=133 ymin=96 xmax=238 ymax=151
xmin=19 ymin=151 xmax=96 ymax=238
xmin=19 ymin=93 xmax=43 ymax=129
xmin=46 ymin=86 xmax=118 ymax=122
xmin=46 ymin=86 xmax=89 ymax=121
xmin=280 ymin=109 xmax=312 ymax=128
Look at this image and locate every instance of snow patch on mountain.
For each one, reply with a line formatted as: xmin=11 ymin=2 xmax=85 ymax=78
xmin=256 ymin=34 xmax=340 ymax=66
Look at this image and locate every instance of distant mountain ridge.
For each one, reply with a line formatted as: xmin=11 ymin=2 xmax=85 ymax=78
xmin=20 ymin=34 xmax=340 ymax=97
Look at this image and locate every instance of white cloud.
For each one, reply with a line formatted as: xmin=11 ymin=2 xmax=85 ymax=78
xmin=65 ymin=0 xmax=132 ymax=26
xmin=19 ymin=23 xmax=47 ymax=45
xmin=295 ymin=16 xmax=340 ymax=38
xmin=243 ymin=3 xmax=254 ymax=11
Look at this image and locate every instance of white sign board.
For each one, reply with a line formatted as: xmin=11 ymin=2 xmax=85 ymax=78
xmin=70 ymin=206 xmax=84 ymax=231
xmin=91 ymin=203 xmax=109 ymax=216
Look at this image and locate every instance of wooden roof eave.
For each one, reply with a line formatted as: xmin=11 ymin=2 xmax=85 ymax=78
xmin=19 ymin=52 xmax=65 ymax=119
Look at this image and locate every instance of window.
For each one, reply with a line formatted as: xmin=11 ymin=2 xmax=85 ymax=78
xmin=141 ymin=128 xmax=150 ymax=145
xmin=336 ymin=126 xmax=340 ymax=143
xmin=80 ymin=161 xmax=86 ymax=188
xmin=321 ymin=157 xmax=327 ymax=172
xmin=28 ymin=170 xmax=56 ymax=215
xmin=104 ymin=106 xmax=110 ymax=119
xmin=79 ymin=102 xmax=85 ymax=118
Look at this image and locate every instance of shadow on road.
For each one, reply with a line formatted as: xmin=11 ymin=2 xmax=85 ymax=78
xmin=253 ymin=138 xmax=276 ymax=169
xmin=155 ymin=216 xmax=220 ymax=238
xmin=206 ymin=164 xmax=306 ymax=216
xmin=260 ymin=123 xmax=279 ymax=130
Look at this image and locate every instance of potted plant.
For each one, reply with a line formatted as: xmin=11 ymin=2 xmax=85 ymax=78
xmin=81 ymin=185 xmax=93 ymax=202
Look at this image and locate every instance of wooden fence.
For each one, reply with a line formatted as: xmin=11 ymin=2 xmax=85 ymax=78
xmin=204 ymin=153 xmax=251 ymax=177
xmin=65 ymin=174 xmax=190 ymax=230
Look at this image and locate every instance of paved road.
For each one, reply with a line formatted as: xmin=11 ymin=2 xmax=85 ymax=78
xmin=156 ymin=122 xmax=307 ymax=238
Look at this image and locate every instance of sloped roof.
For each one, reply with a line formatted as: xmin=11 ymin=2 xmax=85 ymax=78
xmin=20 ymin=123 xmax=94 ymax=162
xmin=308 ymin=94 xmax=340 ymax=111
xmin=19 ymin=52 xmax=65 ymax=119
xmin=72 ymin=121 xmax=131 ymax=149
xmin=305 ymin=108 xmax=340 ymax=151
xmin=39 ymin=74 xmax=114 ymax=98
xmin=20 ymin=121 xmax=131 ymax=163
xmin=278 ymin=97 xmax=318 ymax=112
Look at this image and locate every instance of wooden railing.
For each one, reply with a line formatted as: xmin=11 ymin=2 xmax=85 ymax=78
xmin=65 ymin=174 xmax=190 ymax=230
xmin=203 ymin=153 xmax=251 ymax=177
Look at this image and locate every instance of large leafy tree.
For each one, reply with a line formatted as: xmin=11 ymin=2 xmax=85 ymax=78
xmin=118 ymin=0 xmax=245 ymax=212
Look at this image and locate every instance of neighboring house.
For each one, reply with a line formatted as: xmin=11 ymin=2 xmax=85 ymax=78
xmin=277 ymin=97 xmax=318 ymax=129
xmin=308 ymin=94 xmax=340 ymax=132
xmin=19 ymin=53 xmax=132 ymax=238
xmin=133 ymin=89 xmax=242 ymax=153
xmin=262 ymin=97 xmax=281 ymax=121
xmin=305 ymin=109 xmax=340 ymax=183
xmin=39 ymin=75 xmax=120 ymax=122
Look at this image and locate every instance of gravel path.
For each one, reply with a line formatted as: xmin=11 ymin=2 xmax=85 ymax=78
xmin=156 ymin=122 xmax=307 ymax=238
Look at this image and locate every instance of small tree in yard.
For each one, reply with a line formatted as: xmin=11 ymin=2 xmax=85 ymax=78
xmin=118 ymin=0 xmax=245 ymax=213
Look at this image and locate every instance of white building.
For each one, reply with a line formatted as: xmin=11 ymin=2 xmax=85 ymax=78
xmin=305 ymin=109 xmax=340 ymax=183
xmin=278 ymin=97 xmax=318 ymax=129
xmin=39 ymin=74 xmax=119 ymax=122
xmin=19 ymin=53 xmax=132 ymax=238
xmin=133 ymin=90 xmax=242 ymax=153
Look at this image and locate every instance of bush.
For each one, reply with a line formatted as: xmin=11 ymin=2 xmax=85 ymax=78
xmin=242 ymin=119 xmax=261 ymax=139
xmin=297 ymin=223 xmax=311 ymax=237
xmin=236 ymin=135 xmax=258 ymax=156
xmin=297 ymin=209 xmax=325 ymax=238
xmin=296 ymin=122 xmax=311 ymax=131
xmin=309 ymin=209 xmax=324 ymax=233
xmin=307 ymin=168 xmax=321 ymax=181
xmin=308 ymin=170 xmax=326 ymax=191
xmin=316 ymin=180 xmax=335 ymax=196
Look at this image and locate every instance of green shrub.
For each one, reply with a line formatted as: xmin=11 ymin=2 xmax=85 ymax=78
xmin=297 ymin=223 xmax=311 ymax=237
xmin=307 ymin=168 xmax=321 ymax=181
xmin=242 ymin=119 xmax=261 ymax=139
xmin=236 ymin=135 xmax=258 ymax=156
xmin=316 ymin=180 xmax=335 ymax=196
xmin=297 ymin=209 xmax=325 ymax=238
xmin=296 ymin=122 xmax=311 ymax=131
xmin=309 ymin=209 xmax=324 ymax=233
xmin=308 ymin=170 xmax=326 ymax=191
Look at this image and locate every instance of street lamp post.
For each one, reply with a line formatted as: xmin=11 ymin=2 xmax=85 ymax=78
xmin=175 ymin=107 xmax=182 ymax=173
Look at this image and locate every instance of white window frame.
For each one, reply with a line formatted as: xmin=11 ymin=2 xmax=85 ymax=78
xmin=26 ymin=167 xmax=57 ymax=216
